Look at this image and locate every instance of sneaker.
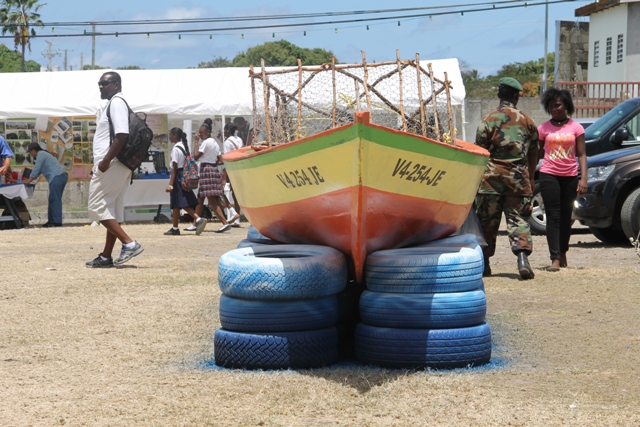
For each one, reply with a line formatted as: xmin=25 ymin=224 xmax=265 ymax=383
xmin=164 ymin=228 xmax=180 ymax=236
xmin=195 ymin=217 xmax=207 ymax=235
xmin=231 ymin=217 xmax=241 ymax=227
xmin=215 ymin=223 xmax=231 ymax=233
xmin=42 ymin=222 xmax=62 ymax=228
xmin=114 ymin=241 xmax=144 ymax=265
xmin=184 ymin=225 xmax=197 ymax=231
xmin=86 ymin=253 xmax=114 ymax=268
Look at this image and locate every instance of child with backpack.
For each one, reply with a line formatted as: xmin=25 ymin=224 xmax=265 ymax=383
xmin=164 ymin=127 xmax=207 ymax=236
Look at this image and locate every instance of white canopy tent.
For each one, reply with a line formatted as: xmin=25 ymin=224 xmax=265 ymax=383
xmin=0 ymin=57 xmax=466 ymax=137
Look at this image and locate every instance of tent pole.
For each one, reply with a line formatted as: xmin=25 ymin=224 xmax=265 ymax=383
xmin=183 ymin=119 xmax=193 ymax=153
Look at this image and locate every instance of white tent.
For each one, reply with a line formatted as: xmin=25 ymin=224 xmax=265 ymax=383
xmin=0 ymin=67 xmax=254 ymax=119
xmin=0 ymin=58 xmax=464 ymax=120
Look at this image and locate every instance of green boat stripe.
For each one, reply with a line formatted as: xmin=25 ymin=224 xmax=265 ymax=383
xmin=361 ymin=126 xmax=488 ymax=166
xmin=225 ymin=122 xmax=486 ymax=171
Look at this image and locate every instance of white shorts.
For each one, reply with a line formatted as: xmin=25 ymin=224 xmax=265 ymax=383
xmin=88 ymin=160 xmax=132 ymax=222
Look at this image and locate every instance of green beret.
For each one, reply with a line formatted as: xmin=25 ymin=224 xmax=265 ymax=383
xmin=499 ymin=77 xmax=523 ymax=91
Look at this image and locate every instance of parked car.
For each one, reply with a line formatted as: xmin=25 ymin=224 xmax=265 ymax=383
xmin=528 ymin=97 xmax=640 ymax=235
xmin=572 ymin=146 xmax=640 ymax=245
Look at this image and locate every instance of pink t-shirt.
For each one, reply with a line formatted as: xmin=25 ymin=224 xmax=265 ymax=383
xmin=538 ymin=119 xmax=585 ymax=177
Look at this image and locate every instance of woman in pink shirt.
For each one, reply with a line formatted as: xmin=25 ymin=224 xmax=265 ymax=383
xmin=538 ymin=89 xmax=588 ymax=271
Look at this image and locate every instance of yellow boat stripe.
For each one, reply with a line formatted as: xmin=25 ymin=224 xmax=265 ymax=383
xmin=231 ymin=136 xmax=484 ymax=209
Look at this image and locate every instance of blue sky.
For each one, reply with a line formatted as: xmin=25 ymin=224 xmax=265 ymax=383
xmin=13 ymin=0 xmax=591 ymax=76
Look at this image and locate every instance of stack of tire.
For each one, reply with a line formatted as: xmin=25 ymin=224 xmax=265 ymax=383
xmin=214 ymin=241 xmax=348 ymax=370
xmin=355 ymin=233 xmax=492 ymax=369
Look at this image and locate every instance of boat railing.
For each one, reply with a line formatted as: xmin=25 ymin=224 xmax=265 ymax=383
xmin=248 ymin=50 xmax=457 ymax=148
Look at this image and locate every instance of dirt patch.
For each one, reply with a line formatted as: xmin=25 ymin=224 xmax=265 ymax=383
xmin=1 ymin=223 xmax=639 ymax=426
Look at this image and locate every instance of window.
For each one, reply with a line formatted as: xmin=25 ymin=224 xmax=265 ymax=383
xmin=606 ymin=37 xmax=612 ymax=65
xmin=617 ymin=34 xmax=624 ymax=63
xmin=594 ymin=40 xmax=600 ymax=67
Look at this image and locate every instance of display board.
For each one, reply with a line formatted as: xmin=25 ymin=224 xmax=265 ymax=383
xmin=1 ymin=114 xmax=170 ymax=180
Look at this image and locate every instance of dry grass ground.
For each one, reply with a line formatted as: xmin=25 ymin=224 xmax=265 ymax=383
xmin=1 ymin=222 xmax=640 ymax=426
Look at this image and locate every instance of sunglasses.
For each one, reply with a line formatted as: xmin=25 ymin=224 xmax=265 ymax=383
xmin=97 ymin=80 xmax=115 ymax=87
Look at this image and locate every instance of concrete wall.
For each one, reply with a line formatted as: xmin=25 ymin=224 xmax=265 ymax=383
xmin=463 ymin=97 xmax=549 ymax=144
xmin=555 ymin=20 xmax=590 ymax=82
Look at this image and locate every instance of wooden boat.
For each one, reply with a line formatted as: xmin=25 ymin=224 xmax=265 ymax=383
xmin=222 ymin=53 xmax=489 ymax=282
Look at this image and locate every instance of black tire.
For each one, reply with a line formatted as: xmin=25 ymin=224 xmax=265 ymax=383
xmin=354 ymin=322 xmax=492 ymax=369
xmin=214 ymin=327 xmax=339 ymax=369
xmin=621 ymin=187 xmax=640 ymax=244
xmin=589 ymin=225 xmax=629 ymax=245
xmin=364 ymin=243 xmax=483 ymax=293
xmin=219 ymin=294 xmax=338 ymax=332
xmin=528 ymin=183 xmax=547 ymax=235
xmin=218 ymin=245 xmax=348 ymax=300
xmin=359 ymin=289 xmax=486 ymax=329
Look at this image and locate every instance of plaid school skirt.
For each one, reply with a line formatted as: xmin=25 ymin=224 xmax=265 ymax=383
xmin=198 ymin=163 xmax=223 ymax=197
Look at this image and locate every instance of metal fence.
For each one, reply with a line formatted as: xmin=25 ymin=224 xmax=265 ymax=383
xmin=556 ymin=81 xmax=640 ymax=118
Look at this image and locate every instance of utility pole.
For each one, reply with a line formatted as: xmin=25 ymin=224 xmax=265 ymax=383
xmin=42 ymin=41 xmax=61 ymax=71
xmin=92 ymin=23 xmax=96 ymax=68
xmin=80 ymin=52 xmax=84 ymax=70
xmin=87 ymin=23 xmax=102 ymax=68
xmin=542 ymin=0 xmax=549 ymax=93
xmin=63 ymin=49 xmax=74 ymax=71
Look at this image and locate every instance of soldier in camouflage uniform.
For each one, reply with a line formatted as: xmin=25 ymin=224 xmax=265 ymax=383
xmin=475 ymin=77 xmax=538 ymax=280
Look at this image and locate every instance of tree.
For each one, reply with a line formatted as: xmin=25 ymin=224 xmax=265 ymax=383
xmin=462 ymin=53 xmax=556 ymax=98
xmin=117 ymin=65 xmax=144 ymax=70
xmin=231 ymin=40 xmax=336 ymax=67
xmin=0 ymin=43 xmax=39 ymax=71
xmin=0 ymin=0 xmax=45 ymax=72
xmin=82 ymin=64 xmax=108 ymax=70
xmin=197 ymin=56 xmax=232 ymax=68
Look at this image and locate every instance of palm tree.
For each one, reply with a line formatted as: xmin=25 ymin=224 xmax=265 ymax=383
xmin=0 ymin=0 xmax=45 ymax=72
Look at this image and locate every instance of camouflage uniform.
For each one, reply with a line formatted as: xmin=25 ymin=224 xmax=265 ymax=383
xmin=475 ymin=100 xmax=538 ymax=259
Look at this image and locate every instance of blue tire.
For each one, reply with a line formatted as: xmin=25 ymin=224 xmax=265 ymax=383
xmin=359 ymin=289 xmax=486 ymax=329
xmin=214 ymin=327 xmax=339 ymax=370
xmin=236 ymin=238 xmax=282 ymax=249
xmin=218 ymin=245 xmax=348 ymax=300
xmin=219 ymin=294 xmax=339 ymax=332
xmin=354 ymin=322 xmax=492 ymax=369
xmin=247 ymin=225 xmax=275 ymax=242
xmin=364 ymin=242 xmax=483 ymax=293
xmin=429 ymin=233 xmax=480 ymax=246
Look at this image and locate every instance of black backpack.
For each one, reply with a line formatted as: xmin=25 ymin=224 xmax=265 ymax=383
xmin=106 ymin=95 xmax=154 ymax=172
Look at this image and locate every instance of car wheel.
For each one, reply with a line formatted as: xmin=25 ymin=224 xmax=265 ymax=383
xmin=589 ymin=225 xmax=629 ymax=245
xmin=528 ymin=183 xmax=547 ymax=235
xmin=621 ymin=187 xmax=640 ymax=243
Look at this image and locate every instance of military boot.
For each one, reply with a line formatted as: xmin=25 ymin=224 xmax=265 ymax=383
xmin=517 ymin=252 xmax=534 ymax=280
xmin=483 ymin=256 xmax=491 ymax=277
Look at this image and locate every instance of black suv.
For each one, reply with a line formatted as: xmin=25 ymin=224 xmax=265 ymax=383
xmin=572 ymin=146 xmax=640 ymax=244
xmin=529 ymin=97 xmax=640 ymax=236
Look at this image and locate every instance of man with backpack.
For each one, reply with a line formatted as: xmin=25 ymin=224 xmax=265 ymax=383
xmin=86 ymin=72 xmax=144 ymax=268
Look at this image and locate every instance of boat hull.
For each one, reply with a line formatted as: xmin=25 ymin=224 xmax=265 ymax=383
xmin=223 ymin=112 xmax=489 ymax=282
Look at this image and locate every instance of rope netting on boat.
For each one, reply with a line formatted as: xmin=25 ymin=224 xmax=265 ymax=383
xmin=249 ymin=51 xmax=457 ymax=147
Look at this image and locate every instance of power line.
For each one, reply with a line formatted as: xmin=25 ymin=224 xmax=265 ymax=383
xmin=19 ymin=1 xmax=562 ymax=27
xmin=0 ymin=0 xmax=583 ymax=39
